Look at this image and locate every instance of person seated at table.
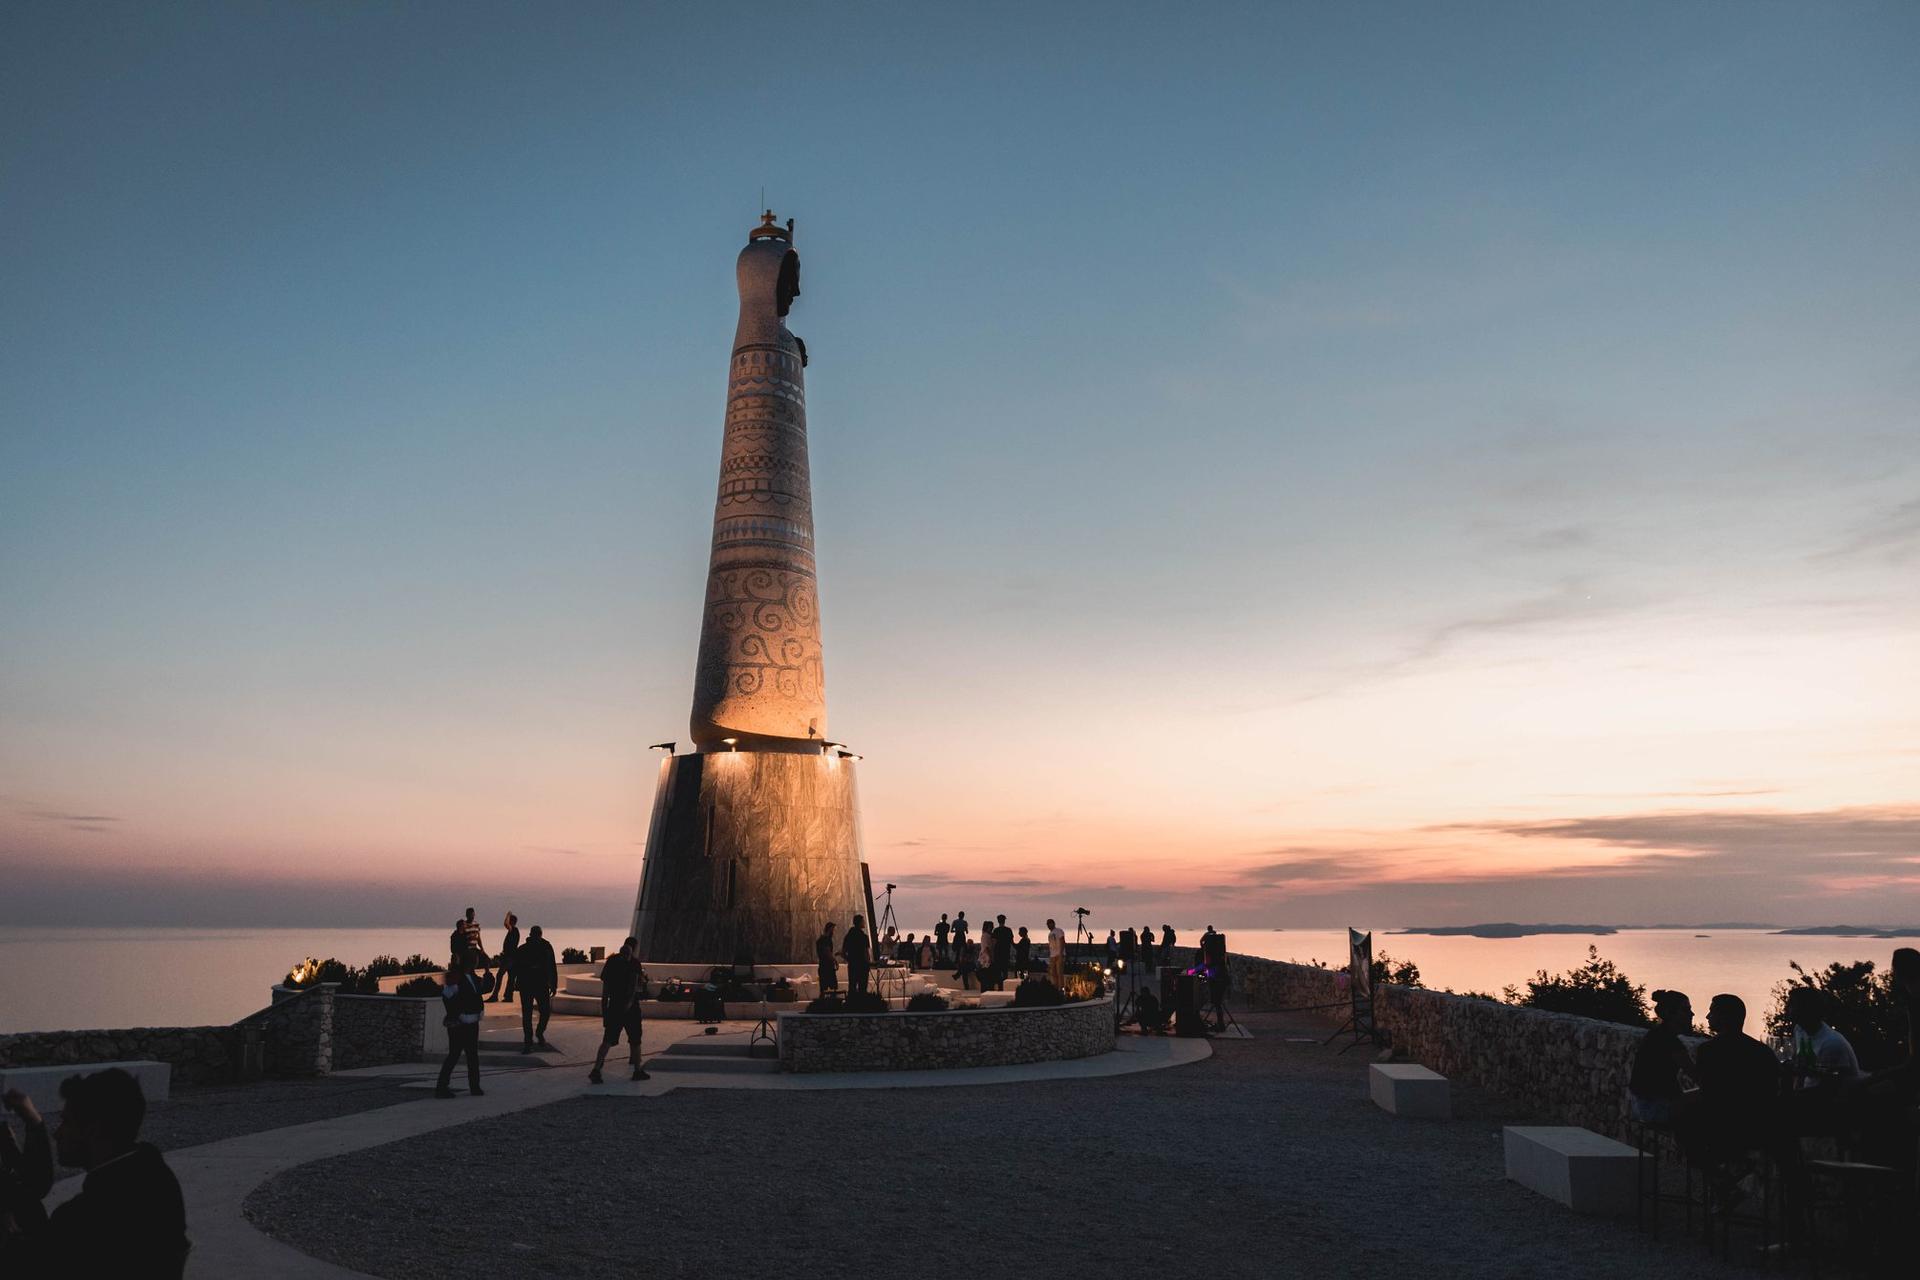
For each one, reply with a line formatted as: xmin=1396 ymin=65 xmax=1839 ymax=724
xmin=1786 ymin=987 xmax=1862 ymax=1089
xmin=1629 ymin=989 xmax=1696 ymax=1126
xmin=1692 ymin=994 xmax=1781 ymax=1161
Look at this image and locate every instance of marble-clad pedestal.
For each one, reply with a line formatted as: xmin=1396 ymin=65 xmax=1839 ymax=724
xmin=630 ymin=749 xmax=866 ymax=965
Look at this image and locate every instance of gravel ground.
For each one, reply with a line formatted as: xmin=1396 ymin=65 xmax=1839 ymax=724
xmin=127 ymin=1077 xmax=430 ymax=1152
xmin=247 ymin=1012 xmax=1745 ymax=1279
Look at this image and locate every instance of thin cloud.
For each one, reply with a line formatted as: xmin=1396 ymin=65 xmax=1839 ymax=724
xmin=1816 ymin=497 xmax=1920 ymax=564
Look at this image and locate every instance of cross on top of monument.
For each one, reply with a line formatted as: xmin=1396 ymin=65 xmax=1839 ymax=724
xmin=749 ymin=209 xmax=794 ymax=243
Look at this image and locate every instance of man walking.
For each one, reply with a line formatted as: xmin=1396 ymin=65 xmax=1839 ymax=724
xmin=934 ymin=913 xmax=950 ymax=964
xmin=843 ymin=914 xmax=873 ymax=998
xmin=436 ymin=952 xmax=493 ymax=1098
xmin=589 ymin=937 xmax=650 ymax=1084
xmin=1047 ymin=918 xmax=1067 ymax=986
xmin=514 ymin=924 xmax=558 ymax=1052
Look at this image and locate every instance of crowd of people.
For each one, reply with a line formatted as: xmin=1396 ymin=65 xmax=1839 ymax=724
xmin=436 ymin=906 xmax=563 ymax=1097
xmin=1624 ymin=946 xmax=1920 ymax=1230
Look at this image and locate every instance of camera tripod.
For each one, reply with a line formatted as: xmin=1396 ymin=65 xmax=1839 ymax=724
xmin=877 ymin=883 xmax=900 ymax=943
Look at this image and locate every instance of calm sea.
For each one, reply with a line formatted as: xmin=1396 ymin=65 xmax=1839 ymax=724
xmin=1 ymin=923 xmax=1907 ymax=1035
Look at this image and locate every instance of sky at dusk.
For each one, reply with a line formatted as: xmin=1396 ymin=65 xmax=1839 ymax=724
xmin=3 ymin=3 xmax=1917 ymax=930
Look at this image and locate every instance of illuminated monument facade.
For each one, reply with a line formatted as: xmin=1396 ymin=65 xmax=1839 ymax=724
xmin=631 ymin=213 xmax=867 ymax=964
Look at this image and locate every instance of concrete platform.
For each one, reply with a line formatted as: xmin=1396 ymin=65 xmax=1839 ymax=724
xmin=1369 ymin=1062 xmax=1450 ymax=1118
xmin=1503 ymin=1125 xmax=1637 ymax=1215
xmin=0 ymin=1059 xmax=171 ymax=1112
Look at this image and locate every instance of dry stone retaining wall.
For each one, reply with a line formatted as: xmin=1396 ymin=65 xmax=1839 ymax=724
xmin=1217 ymin=952 xmax=1655 ymax=1139
xmin=778 ymin=996 xmax=1114 ymax=1073
xmin=331 ymin=995 xmax=431 ymax=1069
xmin=0 ymin=1026 xmax=236 ymax=1085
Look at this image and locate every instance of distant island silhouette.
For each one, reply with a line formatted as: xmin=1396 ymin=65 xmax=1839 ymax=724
xmin=1390 ymin=923 xmax=1619 ymax=938
xmin=1771 ymin=924 xmax=1920 ymax=938
xmin=1387 ymin=922 xmax=1919 ymax=939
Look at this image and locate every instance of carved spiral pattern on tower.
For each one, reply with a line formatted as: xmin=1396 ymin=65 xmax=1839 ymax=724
xmin=689 ymin=286 xmax=827 ymax=745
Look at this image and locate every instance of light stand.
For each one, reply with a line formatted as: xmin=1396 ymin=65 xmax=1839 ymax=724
xmin=748 ymin=998 xmax=777 ymax=1058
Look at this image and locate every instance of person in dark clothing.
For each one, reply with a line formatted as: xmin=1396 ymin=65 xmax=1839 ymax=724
xmin=842 ymin=915 xmax=873 ymax=997
xmin=1105 ymin=930 xmax=1119 ymax=972
xmin=45 ymin=1068 xmax=188 ymax=1278
xmin=991 ymin=915 xmax=1015 ymax=991
xmin=1161 ymin=925 xmax=1177 ymax=957
xmin=590 ymin=937 xmax=651 ymax=1084
xmin=950 ymin=913 xmax=969 ymax=970
xmin=1691 ymin=993 xmax=1781 ymax=1161
xmin=934 ymin=914 xmax=950 ymax=964
xmin=1628 ymin=989 xmax=1695 ymax=1126
xmin=2 ymin=1087 xmax=54 ymax=1264
xmin=1139 ymin=925 xmax=1156 ymax=973
xmin=436 ymin=952 xmax=494 ymax=1097
xmin=489 ymin=912 xmax=520 ymax=1002
xmin=513 ymin=924 xmax=558 ymax=1051
xmin=1015 ymin=926 xmax=1033 ymax=979
xmin=816 ymin=922 xmax=840 ymax=996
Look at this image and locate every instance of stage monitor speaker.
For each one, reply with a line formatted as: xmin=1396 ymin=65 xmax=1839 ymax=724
xmin=1202 ymin=932 xmax=1227 ymax=968
xmin=1118 ymin=928 xmax=1137 ymax=961
xmin=1173 ymin=973 xmax=1205 ymax=1037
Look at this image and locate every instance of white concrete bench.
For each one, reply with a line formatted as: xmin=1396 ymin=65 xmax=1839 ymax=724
xmin=1369 ymin=1063 xmax=1450 ymax=1118
xmin=1503 ymin=1126 xmax=1637 ymax=1215
xmin=0 ymin=1061 xmax=172 ymax=1114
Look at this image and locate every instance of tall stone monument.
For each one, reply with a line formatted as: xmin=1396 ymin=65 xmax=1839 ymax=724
xmin=630 ymin=212 xmax=867 ymax=964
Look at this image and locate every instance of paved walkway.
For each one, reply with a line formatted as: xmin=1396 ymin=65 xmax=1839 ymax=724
xmin=248 ymin=1010 xmax=1751 ymax=1280
xmin=46 ymin=1004 xmax=1203 ymax=1278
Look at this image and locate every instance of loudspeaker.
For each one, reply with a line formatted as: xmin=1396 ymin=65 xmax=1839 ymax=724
xmin=1118 ymin=928 xmax=1137 ymax=961
xmin=1202 ymin=931 xmax=1227 ymax=968
xmin=1173 ymin=973 xmax=1205 ymax=1037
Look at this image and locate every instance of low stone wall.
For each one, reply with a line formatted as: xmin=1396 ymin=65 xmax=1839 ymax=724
xmin=331 ymin=995 xmax=431 ymax=1069
xmin=778 ymin=996 xmax=1115 ymax=1073
xmin=0 ymin=1025 xmax=237 ymax=1086
xmin=237 ymin=985 xmax=334 ymax=1077
xmin=1216 ymin=952 xmax=1656 ymax=1139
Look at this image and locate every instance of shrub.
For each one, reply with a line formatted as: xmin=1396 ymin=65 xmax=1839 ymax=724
xmin=1505 ymin=946 xmax=1649 ymax=1027
xmin=1769 ymin=959 xmax=1905 ymax=1071
xmin=906 ymin=992 xmax=950 ymax=1012
xmin=806 ymin=995 xmax=845 ymax=1014
xmin=1371 ymin=951 xmax=1422 ymax=988
xmin=1012 ymin=978 xmax=1067 ymax=1008
xmin=845 ymin=991 xmax=888 ymax=1013
xmin=285 ymin=957 xmax=370 ymax=992
xmin=364 ymin=953 xmax=438 ymax=981
xmin=561 ymin=947 xmax=589 ymax=964
xmin=394 ymin=975 xmax=443 ymax=998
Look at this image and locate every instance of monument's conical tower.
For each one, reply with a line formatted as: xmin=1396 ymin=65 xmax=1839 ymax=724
xmin=631 ymin=213 xmax=867 ymax=965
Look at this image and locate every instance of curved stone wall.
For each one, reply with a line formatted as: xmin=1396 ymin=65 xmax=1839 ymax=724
xmin=777 ymin=996 xmax=1115 ymax=1073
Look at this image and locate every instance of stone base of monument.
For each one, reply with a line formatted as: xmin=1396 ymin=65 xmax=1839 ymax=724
xmin=552 ymin=963 xmax=952 ymax=1018
xmin=632 ymin=749 xmax=866 ymax=966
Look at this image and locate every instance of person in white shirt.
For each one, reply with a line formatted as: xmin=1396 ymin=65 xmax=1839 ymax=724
xmin=1046 ymin=918 xmax=1067 ymax=986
